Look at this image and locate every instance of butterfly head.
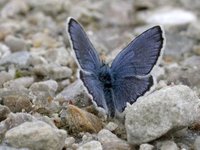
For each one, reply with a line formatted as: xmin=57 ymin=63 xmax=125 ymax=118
xmin=99 ymin=64 xmax=113 ymax=88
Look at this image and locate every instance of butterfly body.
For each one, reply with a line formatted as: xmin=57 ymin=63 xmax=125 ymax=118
xmin=67 ymin=17 xmax=164 ymax=118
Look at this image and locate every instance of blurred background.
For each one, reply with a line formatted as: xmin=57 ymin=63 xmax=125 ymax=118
xmin=0 ymin=0 xmax=200 ymax=97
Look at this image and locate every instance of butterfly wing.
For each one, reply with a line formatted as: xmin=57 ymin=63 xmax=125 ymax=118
xmin=68 ymin=18 xmax=101 ymax=73
xmin=80 ymin=70 xmax=108 ymax=112
xmin=111 ymin=26 xmax=164 ymax=78
xmin=113 ymin=75 xmax=153 ymax=112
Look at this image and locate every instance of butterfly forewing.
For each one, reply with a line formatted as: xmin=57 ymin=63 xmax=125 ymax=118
xmin=111 ymin=26 xmax=163 ymax=78
xmin=68 ymin=18 xmax=101 ymax=74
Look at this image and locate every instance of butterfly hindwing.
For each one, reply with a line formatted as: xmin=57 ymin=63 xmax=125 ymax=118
xmin=80 ymin=70 xmax=108 ymax=112
xmin=113 ymin=75 xmax=154 ymax=112
xmin=68 ymin=18 xmax=101 ymax=73
xmin=111 ymin=26 xmax=163 ymax=78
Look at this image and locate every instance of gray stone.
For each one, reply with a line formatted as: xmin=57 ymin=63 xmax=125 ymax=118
xmin=27 ymin=54 xmax=47 ymax=66
xmin=55 ymin=80 xmax=91 ymax=107
xmin=98 ymin=129 xmax=131 ymax=150
xmin=0 ymin=71 xmax=13 ymax=88
xmin=181 ymin=56 xmax=200 ymax=68
xmin=5 ymin=121 xmax=67 ymax=150
xmin=64 ymin=137 xmax=75 ymax=148
xmin=125 ymin=85 xmax=200 ymax=144
xmin=2 ymin=95 xmax=32 ymax=113
xmin=164 ymin=32 xmax=194 ymax=58
xmin=0 ymin=113 xmax=35 ymax=142
xmin=137 ymin=7 xmax=197 ymax=26
xmin=139 ymin=144 xmax=154 ymax=150
xmin=105 ymin=122 xmax=118 ymax=131
xmin=0 ymin=51 xmax=30 ymax=66
xmin=187 ymin=21 xmax=200 ymax=40
xmin=194 ymin=136 xmax=200 ymax=150
xmin=43 ymin=47 xmax=70 ymax=66
xmin=33 ymin=64 xmax=72 ymax=80
xmin=30 ymin=80 xmax=58 ymax=108
xmin=158 ymin=141 xmax=179 ymax=150
xmin=0 ymin=145 xmax=29 ymax=150
xmin=4 ymin=77 xmax=34 ymax=89
xmin=78 ymin=141 xmax=102 ymax=150
xmin=0 ymin=104 xmax=10 ymax=121
xmin=1 ymin=0 xmax=29 ymax=18
xmin=0 ymin=43 xmax=10 ymax=59
xmin=5 ymin=35 xmax=27 ymax=52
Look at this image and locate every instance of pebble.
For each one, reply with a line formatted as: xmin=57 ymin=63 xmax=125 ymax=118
xmin=55 ymin=80 xmax=91 ymax=107
xmin=138 ymin=7 xmax=197 ymax=26
xmin=5 ymin=35 xmax=27 ymax=52
xmin=157 ymin=140 xmax=179 ymax=150
xmin=139 ymin=144 xmax=154 ymax=150
xmin=33 ymin=64 xmax=72 ymax=80
xmin=105 ymin=122 xmax=118 ymax=131
xmin=125 ymin=85 xmax=200 ymax=144
xmin=63 ymin=105 xmax=103 ymax=134
xmin=64 ymin=137 xmax=76 ymax=148
xmin=30 ymin=80 xmax=58 ymax=108
xmin=0 ymin=51 xmax=30 ymax=66
xmin=98 ymin=129 xmax=132 ymax=150
xmin=0 ymin=104 xmax=10 ymax=121
xmin=2 ymin=95 xmax=32 ymax=113
xmin=0 ymin=71 xmax=13 ymax=88
xmin=77 ymin=140 xmax=103 ymax=150
xmin=4 ymin=77 xmax=34 ymax=89
xmin=194 ymin=136 xmax=200 ymax=150
xmin=5 ymin=121 xmax=67 ymax=150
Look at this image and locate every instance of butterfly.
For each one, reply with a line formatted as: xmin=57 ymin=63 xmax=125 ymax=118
xmin=67 ymin=18 xmax=164 ymax=118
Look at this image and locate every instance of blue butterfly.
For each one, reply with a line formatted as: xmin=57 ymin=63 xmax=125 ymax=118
xmin=67 ymin=18 xmax=164 ymax=118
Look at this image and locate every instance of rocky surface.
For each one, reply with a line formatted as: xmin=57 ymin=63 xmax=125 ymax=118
xmin=0 ymin=0 xmax=200 ymax=149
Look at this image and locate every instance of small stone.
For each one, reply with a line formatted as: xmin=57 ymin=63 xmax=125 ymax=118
xmin=0 ymin=71 xmax=13 ymax=88
xmin=138 ymin=7 xmax=197 ymax=26
xmin=32 ymin=33 xmax=57 ymax=48
xmin=65 ymin=137 xmax=76 ymax=148
xmin=187 ymin=21 xmax=200 ymax=40
xmin=43 ymin=47 xmax=70 ymax=66
xmin=1 ymin=0 xmax=29 ymax=18
xmin=194 ymin=136 xmax=200 ymax=150
xmin=5 ymin=121 xmax=67 ymax=150
xmin=4 ymin=77 xmax=34 ymax=89
xmin=30 ymin=80 xmax=58 ymax=108
xmin=78 ymin=140 xmax=102 ymax=150
xmin=33 ymin=64 xmax=72 ymax=80
xmin=0 ymin=104 xmax=10 ymax=121
xmin=98 ymin=129 xmax=132 ymax=150
xmin=0 ymin=113 xmax=35 ymax=141
xmin=55 ymin=80 xmax=91 ymax=107
xmin=64 ymin=105 xmax=103 ymax=134
xmin=0 ymin=43 xmax=10 ymax=58
xmin=27 ymin=54 xmax=48 ymax=66
xmin=2 ymin=95 xmax=32 ymax=113
xmin=125 ymin=85 xmax=200 ymax=144
xmin=0 ymin=51 xmax=30 ymax=66
xmin=105 ymin=122 xmax=118 ymax=131
xmin=158 ymin=141 xmax=179 ymax=150
xmin=139 ymin=144 xmax=154 ymax=150
xmin=193 ymin=45 xmax=200 ymax=56
xmin=0 ymin=146 xmax=29 ymax=150
xmin=5 ymin=35 xmax=27 ymax=52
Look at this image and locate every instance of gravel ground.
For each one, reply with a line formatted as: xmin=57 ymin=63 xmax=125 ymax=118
xmin=1 ymin=0 xmax=200 ymax=150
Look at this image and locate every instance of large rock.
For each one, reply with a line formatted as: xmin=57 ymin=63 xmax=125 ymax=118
xmin=125 ymin=85 xmax=200 ymax=144
xmin=5 ymin=121 xmax=67 ymax=150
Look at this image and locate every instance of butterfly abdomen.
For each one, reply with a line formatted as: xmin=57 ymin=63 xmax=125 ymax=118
xmin=103 ymin=87 xmax=115 ymax=117
xmin=98 ymin=65 xmax=115 ymax=117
